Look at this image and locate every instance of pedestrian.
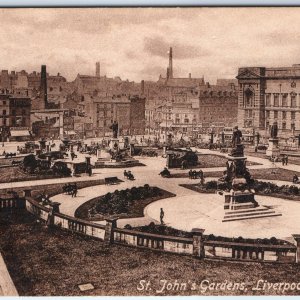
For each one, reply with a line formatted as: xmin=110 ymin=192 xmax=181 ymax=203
xmin=73 ymin=183 xmax=78 ymax=197
xmin=160 ymin=208 xmax=165 ymax=225
xmin=286 ymin=155 xmax=289 ymax=165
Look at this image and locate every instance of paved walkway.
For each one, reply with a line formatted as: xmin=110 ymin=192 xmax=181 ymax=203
xmin=3 ymin=147 xmax=300 ymax=240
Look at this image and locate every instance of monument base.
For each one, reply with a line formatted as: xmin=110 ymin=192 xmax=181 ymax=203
xmin=222 ymin=191 xmax=282 ymax=222
xmin=94 ymin=158 xmax=142 ymax=168
xmin=266 ymin=138 xmax=280 ymax=157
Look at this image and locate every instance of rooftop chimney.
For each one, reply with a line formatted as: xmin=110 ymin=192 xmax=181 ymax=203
xmin=168 ymin=47 xmax=173 ymax=79
xmin=40 ymin=65 xmax=47 ymax=109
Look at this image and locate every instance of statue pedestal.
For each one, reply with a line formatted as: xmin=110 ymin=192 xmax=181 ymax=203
xmin=266 ymin=138 xmax=280 ymax=157
xmin=109 ymin=139 xmax=119 ymax=151
xmin=225 ymin=156 xmax=249 ymax=183
xmin=222 ymin=190 xmax=281 ymax=222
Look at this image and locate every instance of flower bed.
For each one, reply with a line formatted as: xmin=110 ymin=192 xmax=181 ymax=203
xmin=75 ymin=185 xmax=176 ymax=221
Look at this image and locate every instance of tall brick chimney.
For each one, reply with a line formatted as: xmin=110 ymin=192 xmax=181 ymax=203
xmin=168 ymin=47 xmax=173 ymax=79
xmin=141 ymin=80 xmax=145 ymax=95
xmin=96 ymin=62 xmax=100 ymax=78
xmin=40 ymin=65 xmax=47 ymax=109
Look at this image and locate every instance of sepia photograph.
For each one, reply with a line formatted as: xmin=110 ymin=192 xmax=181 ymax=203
xmin=1 ymin=6 xmax=300 ymax=296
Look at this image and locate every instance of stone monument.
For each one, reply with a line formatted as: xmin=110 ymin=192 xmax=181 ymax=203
xmin=94 ymin=121 xmax=140 ymax=168
xmin=266 ymin=122 xmax=280 ymax=157
xmin=220 ymin=125 xmax=281 ymax=222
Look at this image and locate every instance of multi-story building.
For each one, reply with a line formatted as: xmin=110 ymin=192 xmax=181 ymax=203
xmin=237 ymin=65 xmax=300 ymax=137
xmin=0 ymin=93 xmax=31 ymax=141
xmin=198 ymin=84 xmax=238 ymax=133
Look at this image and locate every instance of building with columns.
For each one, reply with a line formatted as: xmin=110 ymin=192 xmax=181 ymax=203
xmin=237 ymin=65 xmax=300 ymax=137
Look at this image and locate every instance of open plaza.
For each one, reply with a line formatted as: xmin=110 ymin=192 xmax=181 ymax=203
xmin=2 ymin=130 xmax=300 ymax=295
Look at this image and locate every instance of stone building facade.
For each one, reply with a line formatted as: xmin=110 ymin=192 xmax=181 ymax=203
xmin=237 ymin=65 xmax=300 ymax=137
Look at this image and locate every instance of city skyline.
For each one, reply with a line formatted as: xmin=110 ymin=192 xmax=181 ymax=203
xmin=1 ymin=8 xmax=300 ymax=83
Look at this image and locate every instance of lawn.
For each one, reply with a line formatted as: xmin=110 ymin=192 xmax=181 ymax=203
xmin=196 ymin=154 xmax=260 ymax=169
xmin=0 ymin=166 xmax=68 ymax=183
xmin=203 ymin=168 xmax=300 ymax=183
xmin=0 ymin=178 xmax=110 ymax=199
xmin=1 ymin=210 xmax=300 ymax=296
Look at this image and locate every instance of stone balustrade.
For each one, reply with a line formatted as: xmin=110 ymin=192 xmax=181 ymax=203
xmin=2 ymin=189 xmax=298 ymax=264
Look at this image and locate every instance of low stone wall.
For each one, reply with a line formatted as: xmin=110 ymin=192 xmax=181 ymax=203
xmin=3 ymin=191 xmax=299 ymax=264
xmin=204 ymin=240 xmax=296 ymax=263
xmin=114 ymin=228 xmax=194 ymax=255
xmin=25 ymin=197 xmax=106 ymax=240
xmin=0 ymin=196 xmax=25 ymax=210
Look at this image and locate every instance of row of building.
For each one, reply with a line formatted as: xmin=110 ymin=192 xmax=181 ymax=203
xmin=1 ymin=46 xmax=300 ymax=142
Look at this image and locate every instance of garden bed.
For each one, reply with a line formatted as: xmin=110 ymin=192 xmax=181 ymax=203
xmin=0 ymin=166 xmax=70 ymax=183
xmin=131 ymin=222 xmax=291 ymax=245
xmin=75 ymin=185 xmax=176 ymax=221
xmin=203 ymin=168 xmax=300 ymax=183
xmin=180 ymin=179 xmax=300 ymax=201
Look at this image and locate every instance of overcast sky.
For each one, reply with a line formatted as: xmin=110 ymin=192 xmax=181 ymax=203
xmin=0 ymin=7 xmax=300 ymax=83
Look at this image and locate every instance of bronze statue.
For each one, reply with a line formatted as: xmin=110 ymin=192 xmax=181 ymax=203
xmin=110 ymin=121 xmax=118 ymax=138
xmin=232 ymin=126 xmax=242 ymax=147
xmin=270 ymin=122 xmax=278 ymax=139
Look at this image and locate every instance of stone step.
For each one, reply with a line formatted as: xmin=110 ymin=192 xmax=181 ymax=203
xmin=223 ymin=212 xmax=282 ymax=222
xmin=224 ymin=210 xmax=277 ymax=219
xmin=225 ymin=207 xmax=270 ymax=215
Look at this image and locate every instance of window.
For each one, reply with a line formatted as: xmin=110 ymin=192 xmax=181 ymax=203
xmin=184 ymin=118 xmax=189 ymax=124
xmin=291 ymin=111 xmax=296 ymax=120
xmin=274 ymin=94 xmax=279 ymax=107
xmin=3 ymin=118 xmax=6 ymax=125
xmin=266 ymin=94 xmax=271 ymax=106
xmin=266 ymin=121 xmax=269 ymax=129
xmin=245 ymin=89 xmax=254 ymax=107
xmin=266 ymin=110 xmax=270 ymax=118
xmin=274 ymin=111 xmax=278 ymax=119
xmin=2 ymin=110 xmax=6 ymax=115
xmin=282 ymin=94 xmax=288 ymax=107
xmin=291 ymin=123 xmax=296 ymax=131
xmin=282 ymin=122 xmax=286 ymax=130
xmin=3 ymin=101 xmax=6 ymax=105
xmin=282 ymin=111 xmax=286 ymax=119
xmin=291 ymin=94 xmax=297 ymax=108
xmin=246 ymin=110 xmax=252 ymax=118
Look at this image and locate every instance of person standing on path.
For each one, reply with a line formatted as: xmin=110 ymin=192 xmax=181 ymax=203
xmin=160 ymin=208 xmax=165 ymax=225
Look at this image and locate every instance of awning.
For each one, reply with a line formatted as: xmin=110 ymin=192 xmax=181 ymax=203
xmin=10 ymin=130 xmax=30 ymax=137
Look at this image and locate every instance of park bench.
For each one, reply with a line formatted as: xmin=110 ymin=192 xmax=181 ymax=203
xmin=104 ymin=176 xmax=119 ymax=185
